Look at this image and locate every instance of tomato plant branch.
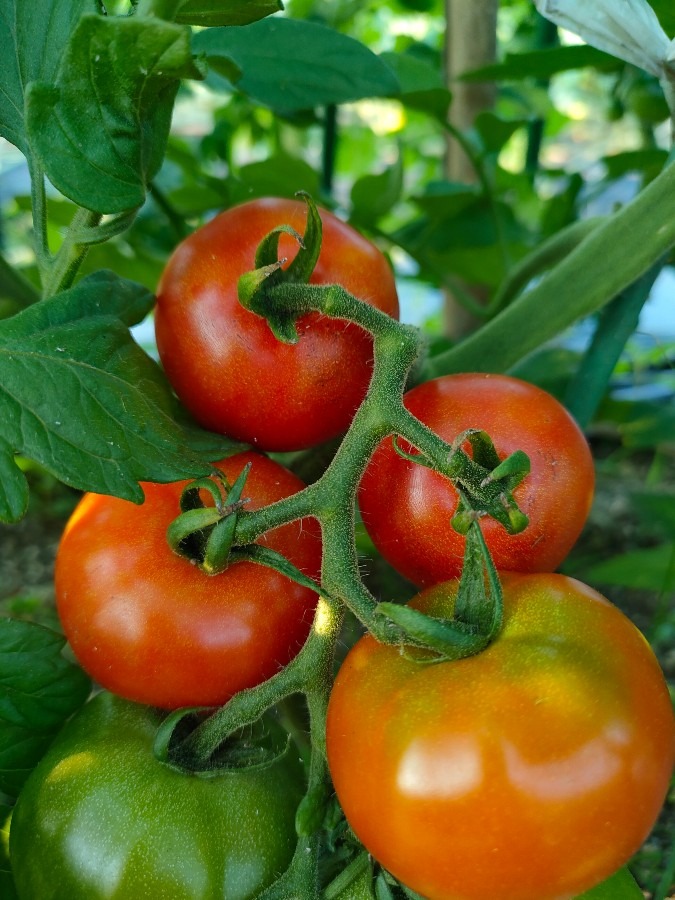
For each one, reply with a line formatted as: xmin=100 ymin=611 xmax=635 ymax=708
xmin=164 ymin=206 xmax=532 ymax=899
xmin=28 ymin=158 xmax=50 ymax=284
xmin=183 ymin=276 xmax=528 ymax=651
xmin=42 ymin=207 xmax=102 ymax=299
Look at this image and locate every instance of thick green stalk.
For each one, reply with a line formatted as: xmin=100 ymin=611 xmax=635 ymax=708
xmin=42 ymin=208 xmax=102 ymax=299
xmin=424 ymin=157 xmax=675 ymax=378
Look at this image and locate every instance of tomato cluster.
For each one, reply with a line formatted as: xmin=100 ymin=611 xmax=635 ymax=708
xmin=155 ymin=197 xmax=400 ymax=451
xmin=9 ymin=198 xmax=674 ymax=900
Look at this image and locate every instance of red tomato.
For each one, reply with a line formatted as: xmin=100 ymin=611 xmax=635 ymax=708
xmin=358 ymin=373 xmax=595 ymax=586
xmin=55 ymin=452 xmax=321 ymax=709
xmin=154 ymin=197 xmax=399 ymax=451
xmin=326 ymin=573 xmax=675 ymax=900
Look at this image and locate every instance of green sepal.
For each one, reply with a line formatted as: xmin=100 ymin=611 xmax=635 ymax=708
xmin=166 ymin=507 xmax=222 ymax=552
xmin=454 ymin=519 xmax=503 ymax=639
xmin=254 ymin=225 xmax=304 ymax=270
xmin=481 ymin=448 xmax=531 ymax=493
xmin=179 ymin=475 xmax=227 ymax=512
xmin=376 ymin=602 xmax=487 ymax=659
xmin=237 ymin=193 xmax=325 ymax=344
xmin=457 ymin=428 xmax=501 ymax=470
xmin=153 ymin=706 xmax=211 ymax=771
xmin=238 ymin=262 xmax=299 ymax=344
xmin=229 ymin=545 xmax=321 ymax=595
xmin=285 ymin=192 xmax=323 ymax=285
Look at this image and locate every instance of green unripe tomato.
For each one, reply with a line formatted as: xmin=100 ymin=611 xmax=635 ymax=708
xmin=10 ymin=692 xmax=304 ymax=899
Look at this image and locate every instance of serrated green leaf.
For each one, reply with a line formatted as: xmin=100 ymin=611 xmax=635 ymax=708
xmin=380 ymin=51 xmax=451 ymax=119
xmin=238 ymin=153 xmax=321 ymax=202
xmin=25 ymin=14 xmax=203 ymax=213
xmin=597 ymin=397 xmax=675 ymax=449
xmin=576 ymin=867 xmax=644 ymax=899
xmin=0 ymin=0 xmax=97 ymax=153
xmin=175 ymin=0 xmax=282 ymax=26
xmin=0 ymin=271 xmax=227 ymax=521
xmin=576 ymin=544 xmax=675 ymax=593
xmin=603 ymin=149 xmax=669 ymax=180
xmin=0 ymin=618 xmax=91 ymax=797
xmin=194 ymin=17 xmax=400 ymax=113
xmin=351 ymin=158 xmax=403 ymax=228
xmin=462 ymin=45 xmax=621 ymax=83
xmin=474 ymin=111 xmax=528 ymax=155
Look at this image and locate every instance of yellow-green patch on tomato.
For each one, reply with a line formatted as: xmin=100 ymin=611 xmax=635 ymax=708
xmin=326 ymin=573 xmax=675 ymax=900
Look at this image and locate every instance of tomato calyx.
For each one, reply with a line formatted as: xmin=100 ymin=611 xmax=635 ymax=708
xmin=377 ymin=519 xmax=503 ymax=661
xmin=238 ymin=191 xmax=324 ymax=345
xmin=166 ymin=466 xmax=322 ymax=597
xmin=166 ymin=463 xmax=251 ymax=574
xmin=154 ymin=705 xmax=294 ymax=778
xmin=392 ymin=426 xmax=531 ymax=537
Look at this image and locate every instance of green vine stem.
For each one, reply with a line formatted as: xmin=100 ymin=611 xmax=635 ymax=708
xmin=41 ymin=207 xmax=102 ymax=299
xmin=169 ymin=203 xmax=532 ymax=897
xmin=176 ymin=275 xmax=529 ymax=766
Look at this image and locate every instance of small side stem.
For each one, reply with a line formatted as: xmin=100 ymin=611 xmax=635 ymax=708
xmin=29 ymin=159 xmax=51 ymax=283
xmin=181 ymin=594 xmax=344 ymax=763
xmin=42 ymin=207 xmax=102 ymax=298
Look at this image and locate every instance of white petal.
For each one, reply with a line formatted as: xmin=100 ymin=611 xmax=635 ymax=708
xmin=535 ymin=0 xmax=671 ymax=77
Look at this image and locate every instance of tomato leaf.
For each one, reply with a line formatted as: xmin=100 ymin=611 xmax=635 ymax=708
xmin=461 ymin=45 xmax=621 ymax=83
xmin=175 ymin=0 xmax=282 ymax=26
xmin=379 ymin=52 xmax=451 ymax=120
xmin=0 ymin=271 xmax=231 ymax=522
xmin=25 ymin=14 xmax=203 ymax=213
xmin=194 ymin=17 xmax=400 ymax=113
xmin=575 ymin=867 xmax=644 ymax=899
xmin=0 ymin=618 xmax=91 ymax=798
xmin=564 ymin=261 xmax=663 ymax=428
xmin=0 ymin=0 xmax=97 ymax=154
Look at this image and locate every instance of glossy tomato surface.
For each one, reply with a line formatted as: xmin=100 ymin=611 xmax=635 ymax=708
xmin=155 ymin=197 xmax=399 ymax=451
xmin=10 ymin=692 xmax=304 ymax=900
xmin=326 ymin=573 xmax=675 ymax=900
xmin=55 ymin=451 xmax=321 ymax=709
xmin=358 ymin=373 xmax=595 ymax=586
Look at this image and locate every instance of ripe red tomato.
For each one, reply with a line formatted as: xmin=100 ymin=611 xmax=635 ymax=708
xmin=55 ymin=451 xmax=321 ymax=709
xmin=326 ymin=573 xmax=675 ymax=900
xmin=358 ymin=373 xmax=595 ymax=586
xmin=154 ymin=197 xmax=399 ymax=451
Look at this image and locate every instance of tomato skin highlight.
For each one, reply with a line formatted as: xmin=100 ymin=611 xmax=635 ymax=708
xmin=9 ymin=692 xmax=305 ymax=900
xmin=358 ymin=373 xmax=595 ymax=586
xmin=154 ymin=197 xmax=399 ymax=451
xmin=55 ymin=451 xmax=321 ymax=710
xmin=326 ymin=573 xmax=675 ymax=900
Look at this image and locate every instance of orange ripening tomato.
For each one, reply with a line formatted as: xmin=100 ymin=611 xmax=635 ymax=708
xmin=154 ymin=197 xmax=399 ymax=451
xmin=358 ymin=373 xmax=595 ymax=586
xmin=326 ymin=573 xmax=675 ymax=900
xmin=55 ymin=452 xmax=321 ymax=709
